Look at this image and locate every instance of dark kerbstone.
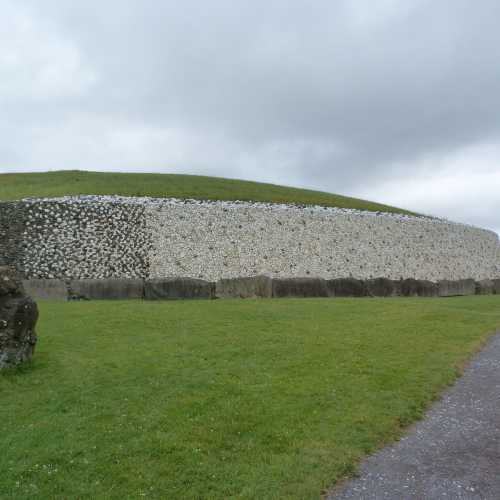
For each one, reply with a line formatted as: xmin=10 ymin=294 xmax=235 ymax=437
xmin=216 ymin=275 xmax=272 ymax=299
xmin=22 ymin=279 xmax=68 ymax=301
xmin=272 ymin=277 xmax=328 ymax=298
xmin=366 ymin=278 xmax=401 ymax=297
xmin=401 ymin=278 xmax=438 ymax=297
xmin=69 ymin=279 xmax=144 ymax=300
xmin=326 ymin=278 xmax=367 ymax=297
xmin=0 ymin=267 xmax=38 ymax=370
xmin=144 ymin=278 xmax=215 ymax=300
xmin=438 ymin=279 xmax=476 ymax=297
xmin=475 ymin=279 xmax=494 ymax=295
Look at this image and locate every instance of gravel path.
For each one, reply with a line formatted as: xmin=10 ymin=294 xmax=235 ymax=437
xmin=328 ymin=332 xmax=500 ymax=500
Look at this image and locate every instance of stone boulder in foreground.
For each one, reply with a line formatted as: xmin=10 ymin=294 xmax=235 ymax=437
xmin=0 ymin=267 xmax=38 ymax=370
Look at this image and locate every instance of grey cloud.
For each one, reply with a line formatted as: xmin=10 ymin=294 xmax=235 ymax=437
xmin=2 ymin=0 xmax=500 ymax=233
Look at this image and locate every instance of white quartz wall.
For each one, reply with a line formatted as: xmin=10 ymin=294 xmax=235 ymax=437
xmin=147 ymin=201 xmax=500 ymax=282
xmin=15 ymin=196 xmax=500 ymax=281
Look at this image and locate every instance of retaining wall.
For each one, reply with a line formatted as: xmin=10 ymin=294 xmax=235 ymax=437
xmin=20 ymin=277 xmax=500 ymax=301
xmin=1 ymin=196 xmax=499 ymax=281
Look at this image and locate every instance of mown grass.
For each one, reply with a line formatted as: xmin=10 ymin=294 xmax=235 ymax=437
xmin=1 ymin=296 xmax=500 ymax=499
xmin=0 ymin=170 xmax=416 ymax=215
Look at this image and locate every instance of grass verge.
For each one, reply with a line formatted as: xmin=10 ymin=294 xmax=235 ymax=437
xmin=1 ymin=296 xmax=499 ymax=499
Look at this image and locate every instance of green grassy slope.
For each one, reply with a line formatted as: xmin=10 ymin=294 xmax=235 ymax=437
xmin=0 ymin=170 xmax=415 ymax=215
xmin=2 ymin=296 xmax=500 ymax=499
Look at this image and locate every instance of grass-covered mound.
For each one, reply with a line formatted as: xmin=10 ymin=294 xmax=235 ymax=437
xmin=2 ymin=296 xmax=500 ymax=499
xmin=0 ymin=170 xmax=415 ymax=215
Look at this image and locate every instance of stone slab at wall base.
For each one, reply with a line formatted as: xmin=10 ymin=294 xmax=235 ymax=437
xmin=272 ymin=278 xmax=328 ymax=298
xmin=10 ymin=276 xmax=497 ymax=301
xmin=476 ymin=279 xmax=495 ymax=295
xmin=0 ymin=267 xmax=38 ymax=370
xmin=326 ymin=278 xmax=367 ymax=297
xmin=401 ymin=279 xmax=438 ymax=297
xmin=216 ymin=275 xmax=272 ymax=299
xmin=366 ymin=278 xmax=401 ymax=297
xmin=70 ymin=279 xmax=144 ymax=300
xmin=22 ymin=279 xmax=68 ymax=301
xmin=438 ymin=279 xmax=476 ymax=297
xmin=144 ymin=278 xmax=215 ymax=300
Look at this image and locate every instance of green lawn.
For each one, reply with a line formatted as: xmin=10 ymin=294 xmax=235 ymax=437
xmin=0 ymin=170 xmax=416 ymax=215
xmin=2 ymin=296 xmax=499 ymax=499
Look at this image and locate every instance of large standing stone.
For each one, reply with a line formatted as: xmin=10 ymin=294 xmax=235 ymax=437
xmin=492 ymin=279 xmax=500 ymax=295
xmin=0 ymin=267 xmax=38 ymax=370
xmin=216 ymin=275 xmax=272 ymax=299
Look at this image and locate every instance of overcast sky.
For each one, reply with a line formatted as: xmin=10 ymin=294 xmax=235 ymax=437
xmin=1 ymin=0 xmax=499 ymax=235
